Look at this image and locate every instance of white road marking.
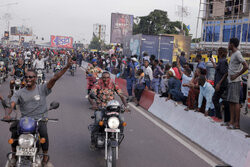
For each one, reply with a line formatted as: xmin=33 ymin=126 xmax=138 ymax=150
xmin=129 ymin=103 xmax=220 ymax=167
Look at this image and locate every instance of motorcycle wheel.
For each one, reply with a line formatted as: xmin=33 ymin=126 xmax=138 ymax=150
xmin=46 ymin=68 xmax=49 ymax=73
xmin=106 ymin=146 xmax=116 ymax=167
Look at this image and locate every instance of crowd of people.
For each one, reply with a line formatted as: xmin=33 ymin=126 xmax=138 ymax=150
xmin=85 ymin=38 xmax=248 ymax=130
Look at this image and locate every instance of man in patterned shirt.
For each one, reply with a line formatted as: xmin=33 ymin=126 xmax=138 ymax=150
xmin=89 ymin=71 xmax=128 ymax=149
xmin=91 ymin=71 xmax=127 ymax=108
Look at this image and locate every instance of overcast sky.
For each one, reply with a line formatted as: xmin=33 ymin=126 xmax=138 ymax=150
xmin=0 ymin=0 xmax=200 ymax=43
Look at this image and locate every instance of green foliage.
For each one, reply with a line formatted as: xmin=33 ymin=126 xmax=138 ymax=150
xmin=133 ymin=9 xmax=189 ymax=36
xmin=192 ymin=38 xmax=201 ymax=43
xmin=88 ymin=34 xmax=101 ymax=50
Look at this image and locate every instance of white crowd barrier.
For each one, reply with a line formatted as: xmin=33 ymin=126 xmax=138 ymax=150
xmin=149 ymin=94 xmax=250 ymax=167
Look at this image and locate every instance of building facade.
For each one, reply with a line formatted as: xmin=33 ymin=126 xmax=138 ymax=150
xmin=200 ymin=0 xmax=250 ymax=51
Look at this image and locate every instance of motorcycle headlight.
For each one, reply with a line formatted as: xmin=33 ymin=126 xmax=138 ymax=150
xmin=15 ymin=79 xmax=21 ymax=85
xmin=108 ymin=117 xmax=120 ymax=129
xmin=18 ymin=134 xmax=35 ymax=148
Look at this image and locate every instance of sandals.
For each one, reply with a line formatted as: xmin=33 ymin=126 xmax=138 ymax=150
xmin=220 ymin=122 xmax=229 ymax=126
xmin=227 ymin=124 xmax=240 ymax=130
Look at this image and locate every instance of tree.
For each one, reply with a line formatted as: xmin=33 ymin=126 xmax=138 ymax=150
xmin=88 ymin=34 xmax=101 ymax=50
xmin=192 ymin=38 xmax=201 ymax=43
xmin=133 ymin=9 xmax=189 ymax=36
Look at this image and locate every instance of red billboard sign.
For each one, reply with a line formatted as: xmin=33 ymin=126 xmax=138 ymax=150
xmin=50 ymin=35 xmax=73 ymax=48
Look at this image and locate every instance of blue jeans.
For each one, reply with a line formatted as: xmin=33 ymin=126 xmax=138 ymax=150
xmin=152 ymin=78 xmax=160 ymax=94
xmin=126 ymin=78 xmax=135 ymax=96
xmin=144 ymin=79 xmax=151 ymax=89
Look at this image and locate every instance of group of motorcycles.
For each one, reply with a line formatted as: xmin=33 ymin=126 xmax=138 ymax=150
xmin=1 ymin=52 xmax=123 ymax=167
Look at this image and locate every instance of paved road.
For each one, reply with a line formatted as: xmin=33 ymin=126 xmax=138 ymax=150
xmin=0 ymin=67 xmax=212 ymax=167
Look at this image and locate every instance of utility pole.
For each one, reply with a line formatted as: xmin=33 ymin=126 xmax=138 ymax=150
xmin=181 ymin=0 xmax=184 ymax=31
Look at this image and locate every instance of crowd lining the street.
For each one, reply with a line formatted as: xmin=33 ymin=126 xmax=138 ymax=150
xmin=84 ymin=38 xmax=248 ymax=130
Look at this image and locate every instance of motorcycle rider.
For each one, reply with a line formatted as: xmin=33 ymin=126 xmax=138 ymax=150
xmin=3 ymin=56 xmax=73 ymax=166
xmin=33 ymin=53 xmax=49 ymax=81
xmin=89 ymin=71 xmax=129 ymax=149
xmin=0 ymin=51 xmax=9 ymax=77
xmin=24 ymin=48 xmax=32 ymax=69
xmin=9 ymin=59 xmax=27 ymax=97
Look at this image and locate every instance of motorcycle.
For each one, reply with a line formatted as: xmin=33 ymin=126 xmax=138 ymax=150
xmin=1 ymin=101 xmax=60 ymax=167
xmin=54 ymin=62 xmax=62 ymax=73
xmin=70 ymin=63 xmax=76 ymax=76
xmin=45 ymin=61 xmax=50 ymax=73
xmin=0 ymin=61 xmax=6 ymax=84
xmin=25 ymin=59 xmax=32 ymax=70
xmin=36 ymin=69 xmax=44 ymax=85
xmin=88 ymin=98 xmax=126 ymax=167
xmin=13 ymin=76 xmax=25 ymax=93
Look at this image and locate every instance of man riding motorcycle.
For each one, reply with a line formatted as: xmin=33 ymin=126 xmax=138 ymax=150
xmin=89 ymin=72 xmax=129 ymax=149
xmin=3 ymin=57 xmax=73 ymax=166
xmin=9 ymin=59 xmax=27 ymax=97
xmin=33 ymin=54 xmax=49 ymax=81
xmin=0 ymin=51 xmax=10 ymax=77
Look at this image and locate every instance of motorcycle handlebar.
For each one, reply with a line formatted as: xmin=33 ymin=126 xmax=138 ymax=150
xmin=1 ymin=119 xmax=18 ymax=123
xmin=1 ymin=118 xmax=59 ymax=123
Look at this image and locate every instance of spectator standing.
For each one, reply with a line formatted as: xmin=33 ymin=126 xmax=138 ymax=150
xmin=77 ymin=51 xmax=83 ymax=67
xmin=125 ymin=58 xmax=135 ymax=102
xmin=160 ymin=64 xmax=171 ymax=97
xmin=197 ymin=75 xmax=215 ymax=116
xmin=134 ymin=69 xmax=146 ymax=106
xmin=131 ymin=57 xmax=140 ymax=72
xmin=143 ymin=60 xmax=153 ymax=90
xmin=152 ymin=60 xmax=164 ymax=93
xmin=142 ymin=52 xmax=150 ymax=63
xmin=196 ymin=54 xmax=206 ymax=69
xmin=210 ymin=47 xmax=228 ymax=121
xmin=227 ymin=38 xmax=248 ymax=129
xmin=179 ymin=51 xmax=187 ymax=68
xmin=159 ymin=60 xmax=164 ymax=71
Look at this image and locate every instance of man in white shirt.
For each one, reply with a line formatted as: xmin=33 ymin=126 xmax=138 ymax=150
xmin=33 ymin=54 xmax=49 ymax=70
xmin=142 ymin=60 xmax=153 ymax=89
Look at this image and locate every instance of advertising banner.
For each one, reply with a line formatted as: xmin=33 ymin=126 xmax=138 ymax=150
xmin=50 ymin=35 xmax=73 ymax=48
xmin=110 ymin=13 xmax=133 ymax=44
xmin=11 ymin=26 xmax=32 ymax=36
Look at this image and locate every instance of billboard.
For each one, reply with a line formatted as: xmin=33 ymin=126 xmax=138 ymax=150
xmin=11 ymin=26 xmax=32 ymax=36
xmin=110 ymin=13 xmax=133 ymax=44
xmin=50 ymin=35 xmax=73 ymax=48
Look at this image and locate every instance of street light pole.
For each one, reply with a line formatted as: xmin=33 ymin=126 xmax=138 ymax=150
xmin=181 ymin=0 xmax=184 ymax=31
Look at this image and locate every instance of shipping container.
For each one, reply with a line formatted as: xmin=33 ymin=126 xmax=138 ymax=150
xmin=123 ymin=34 xmax=191 ymax=64
xmin=123 ymin=34 xmax=174 ymax=63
